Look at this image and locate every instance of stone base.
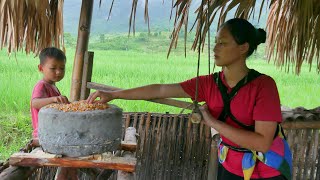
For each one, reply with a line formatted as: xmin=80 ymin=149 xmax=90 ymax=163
xmin=38 ymin=104 xmax=123 ymax=157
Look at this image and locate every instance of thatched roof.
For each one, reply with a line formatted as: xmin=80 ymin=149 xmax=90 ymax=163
xmin=0 ymin=0 xmax=64 ymax=55
xmin=0 ymin=0 xmax=319 ymax=74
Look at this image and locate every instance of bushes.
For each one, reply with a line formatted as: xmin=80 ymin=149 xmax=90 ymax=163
xmin=86 ymin=31 xmax=192 ymax=52
xmin=64 ymin=32 xmax=76 ymax=47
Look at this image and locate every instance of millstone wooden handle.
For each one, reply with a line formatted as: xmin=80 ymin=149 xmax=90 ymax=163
xmin=190 ymin=112 xmax=202 ymax=124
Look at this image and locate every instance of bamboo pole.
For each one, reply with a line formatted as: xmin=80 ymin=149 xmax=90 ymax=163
xmin=70 ymin=0 xmax=94 ymax=102
xmin=80 ymin=51 xmax=94 ymax=100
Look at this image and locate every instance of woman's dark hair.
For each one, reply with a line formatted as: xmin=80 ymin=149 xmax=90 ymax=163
xmin=39 ymin=47 xmax=66 ymax=64
xmin=220 ymin=18 xmax=266 ymax=57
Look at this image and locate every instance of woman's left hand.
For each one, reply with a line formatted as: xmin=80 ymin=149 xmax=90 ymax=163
xmin=199 ymin=104 xmax=217 ymax=127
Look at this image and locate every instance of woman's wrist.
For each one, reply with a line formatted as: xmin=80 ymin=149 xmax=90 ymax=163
xmin=206 ymin=116 xmax=217 ymax=128
xmin=110 ymin=91 xmax=118 ymax=100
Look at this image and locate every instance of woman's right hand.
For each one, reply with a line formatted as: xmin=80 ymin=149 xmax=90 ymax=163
xmin=87 ymin=90 xmax=114 ymax=104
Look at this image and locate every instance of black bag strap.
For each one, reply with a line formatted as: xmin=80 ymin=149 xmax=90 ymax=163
xmin=213 ymin=70 xmax=286 ymax=151
xmin=213 ymin=69 xmax=263 ymax=131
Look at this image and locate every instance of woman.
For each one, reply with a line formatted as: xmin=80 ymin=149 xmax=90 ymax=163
xmin=87 ymin=18 xmax=292 ymax=180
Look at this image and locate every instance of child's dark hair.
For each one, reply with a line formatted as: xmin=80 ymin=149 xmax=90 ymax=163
xmin=221 ymin=18 xmax=266 ymax=57
xmin=39 ymin=47 xmax=66 ymax=64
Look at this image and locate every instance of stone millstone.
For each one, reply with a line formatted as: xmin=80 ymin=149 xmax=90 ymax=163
xmin=38 ymin=104 xmax=123 ymax=157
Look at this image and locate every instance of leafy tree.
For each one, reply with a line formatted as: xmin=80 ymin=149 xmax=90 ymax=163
xmin=64 ymin=32 xmax=76 ymax=46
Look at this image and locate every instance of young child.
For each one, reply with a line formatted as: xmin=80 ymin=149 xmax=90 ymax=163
xmin=31 ymin=47 xmax=69 ymax=139
xmin=30 ymin=47 xmax=77 ymax=180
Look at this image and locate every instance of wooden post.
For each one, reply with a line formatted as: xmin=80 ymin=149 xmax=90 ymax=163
xmin=80 ymin=51 xmax=94 ymax=100
xmin=70 ymin=0 xmax=94 ymax=102
xmin=117 ymin=127 xmax=136 ymax=180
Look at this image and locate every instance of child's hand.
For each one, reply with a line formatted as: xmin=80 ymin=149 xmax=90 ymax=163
xmin=54 ymin=95 xmax=70 ymax=104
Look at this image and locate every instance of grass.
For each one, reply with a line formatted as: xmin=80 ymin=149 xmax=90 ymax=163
xmin=0 ymin=112 xmax=32 ymax=160
xmin=0 ymin=34 xmax=319 ymax=161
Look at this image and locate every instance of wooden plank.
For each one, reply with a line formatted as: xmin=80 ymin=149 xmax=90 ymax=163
xmin=87 ymin=82 xmax=194 ymax=110
xmin=181 ymin=117 xmax=189 ymax=179
xmin=291 ymin=129 xmax=300 ymax=179
xmin=70 ymin=0 xmax=94 ymax=102
xmin=182 ymin=116 xmax=190 ymax=180
xmin=153 ymin=115 xmax=162 ymax=179
xmin=80 ymin=51 xmax=94 ymax=100
xmin=191 ymin=123 xmax=199 ymax=180
xmin=133 ymin=113 xmax=138 ymax=128
xmin=287 ymin=129 xmax=294 ymax=149
xmin=150 ymin=115 xmax=160 ymax=179
xmin=121 ymin=141 xmax=137 ymax=152
xmin=208 ymin=134 xmax=220 ymax=180
xmin=316 ymin=145 xmax=320 ymax=180
xmin=205 ymin=126 xmax=214 ymax=180
xmin=158 ymin=115 xmax=168 ymax=179
xmin=299 ymin=129 xmax=309 ymax=180
xmin=178 ymin=115 xmax=185 ymax=178
xmin=9 ymin=152 xmax=136 ymax=172
xmin=145 ymin=113 xmax=151 ymax=141
xmin=310 ymin=130 xmax=319 ymax=179
xmin=138 ymin=114 xmax=145 ymax=134
xmin=165 ymin=116 xmax=174 ymax=180
xmin=172 ymin=116 xmax=181 ymax=178
xmin=199 ymin=124 xmax=207 ymax=180
xmin=117 ymin=127 xmax=136 ymax=180
xmin=136 ymin=114 xmax=146 ymax=179
xmin=125 ymin=114 xmax=131 ymax=130
xmin=281 ymin=121 xmax=320 ymax=129
xmin=143 ymin=113 xmax=152 ymax=179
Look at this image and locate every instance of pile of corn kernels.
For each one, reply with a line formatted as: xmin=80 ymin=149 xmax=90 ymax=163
xmin=46 ymin=100 xmax=109 ymax=112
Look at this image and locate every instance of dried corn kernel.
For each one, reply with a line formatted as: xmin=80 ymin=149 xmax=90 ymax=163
xmin=46 ymin=100 xmax=109 ymax=112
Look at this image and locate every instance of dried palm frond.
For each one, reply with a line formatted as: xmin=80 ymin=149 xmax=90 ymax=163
xmin=165 ymin=0 xmax=319 ymax=73
xmin=266 ymin=0 xmax=320 ymax=74
xmin=144 ymin=0 xmax=150 ymax=34
xmin=2 ymin=0 xmax=320 ymax=73
xmin=129 ymin=0 xmax=138 ymax=36
xmin=106 ymin=0 xmax=114 ymax=21
xmin=169 ymin=0 xmax=319 ymax=74
xmin=166 ymin=0 xmax=269 ymax=58
xmin=0 ymin=0 xmax=64 ymax=55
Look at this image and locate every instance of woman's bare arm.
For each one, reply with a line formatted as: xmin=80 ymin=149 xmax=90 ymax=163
xmin=87 ymin=83 xmax=191 ymax=104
